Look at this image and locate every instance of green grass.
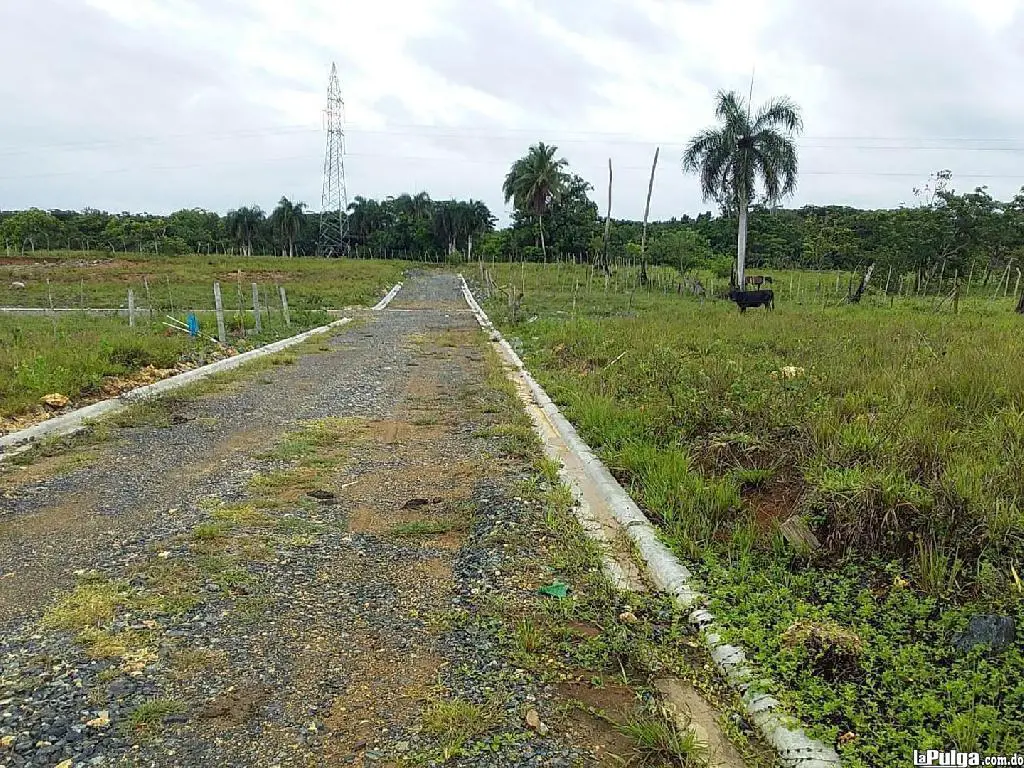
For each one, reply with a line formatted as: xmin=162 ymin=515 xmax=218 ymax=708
xmin=0 ymin=254 xmax=405 ymax=420
xmin=0 ymin=250 xmax=407 ymax=310
xmin=420 ymin=699 xmax=495 ymax=758
xmin=481 ymin=262 xmax=1024 ymax=766
xmin=618 ymin=708 xmax=706 ymax=767
xmin=129 ymin=698 xmax=185 ymax=729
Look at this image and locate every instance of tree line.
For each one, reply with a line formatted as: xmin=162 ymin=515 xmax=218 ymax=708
xmin=0 ymin=195 xmax=497 ymax=261
xmin=5 ymin=145 xmax=1024 ymax=303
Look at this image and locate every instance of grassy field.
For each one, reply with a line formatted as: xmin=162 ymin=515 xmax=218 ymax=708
xmin=475 ymin=259 xmax=1021 ymax=316
xmin=0 ymin=253 xmax=406 ymax=425
xmin=0 ymin=251 xmax=408 ymax=310
xmin=479 ymin=262 xmax=1024 ymax=766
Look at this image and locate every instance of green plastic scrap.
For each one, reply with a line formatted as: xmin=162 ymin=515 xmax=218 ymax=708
xmin=537 ymin=581 xmax=570 ymax=598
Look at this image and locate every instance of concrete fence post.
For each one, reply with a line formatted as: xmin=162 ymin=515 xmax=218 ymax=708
xmin=251 ymin=283 xmax=262 ymax=334
xmin=279 ymin=285 xmax=291 ymax=327
xmin=213 ymin=282 xmax=227 ymax=344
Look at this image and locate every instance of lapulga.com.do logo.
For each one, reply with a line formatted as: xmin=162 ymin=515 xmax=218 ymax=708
xmin=914 ymin=750 xmax=1024 ymax=767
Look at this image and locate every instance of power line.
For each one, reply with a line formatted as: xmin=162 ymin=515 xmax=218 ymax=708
xmin=9 ymin=121 xmax=1024 ymax=156
xmin=3 ymin=148 xmax=1024 ymax=183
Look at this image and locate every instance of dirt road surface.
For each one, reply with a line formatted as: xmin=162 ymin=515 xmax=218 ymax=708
xmin=1 ymin=274 xmax=760 ymax=768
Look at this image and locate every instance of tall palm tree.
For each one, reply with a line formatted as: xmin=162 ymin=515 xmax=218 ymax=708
xmin=503 ymin=143 xmax=569 ymax=262
xmin=683 ymin=90 xmax=802 ymax=287
xmin=270 ymin=197 xmax=306 ymax=257
xmin=226 ymin=205 xmax=265 ymax=257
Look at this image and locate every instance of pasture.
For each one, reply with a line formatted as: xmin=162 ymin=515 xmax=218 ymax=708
xmin=0 ymin=253 xmax=406 ymax=427
xmin=0 ymin=251 xmax=407 ymax=310
xmin=480 ymin=262 xmax=1024 ymax=766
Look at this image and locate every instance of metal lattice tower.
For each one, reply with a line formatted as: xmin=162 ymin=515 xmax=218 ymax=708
xmin=318 ymin=62 xmax=349 ymax=257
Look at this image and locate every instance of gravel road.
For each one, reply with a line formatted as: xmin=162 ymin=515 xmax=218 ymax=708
xmin=0 ymin=273 xmax=656 ymax=768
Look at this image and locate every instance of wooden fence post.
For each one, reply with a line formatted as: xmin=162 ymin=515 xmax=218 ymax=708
xmin=213 ymin=282 xmax=227 ymax=344
xmin=252 ymin=283 xmax=262 ymax=334
xmin=128 ymin=289 xmax=136 ymax=328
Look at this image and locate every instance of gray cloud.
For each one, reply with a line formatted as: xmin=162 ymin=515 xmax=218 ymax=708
xmin=525 ymin=0 xmax=677 ymax=54
xmin=0 ymin=0 xmax=316 ymax=213
xmin=405 ymin=0 xmax=611 ymax=119
xmin=756 ymin=0 xmax=1024 ymax=205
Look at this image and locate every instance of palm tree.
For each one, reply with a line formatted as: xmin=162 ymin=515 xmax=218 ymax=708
xmin=270 ymin=197 xmax=306 ymax=257
xmin=226 ymin=205 xmax=265 ymax=257
xmin=683 ymin=90 xmax=802 ymax=287
xmin=464 ymin=199 xmax=495 ymax=261
xmin=503 ymin=143 xmax=569 ymax=262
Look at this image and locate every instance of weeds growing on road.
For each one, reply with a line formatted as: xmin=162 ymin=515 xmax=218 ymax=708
xmin=128 ymin=699 xmax=186 ymax=730
xmin=618 ymin=707 xmax=707 ymax=767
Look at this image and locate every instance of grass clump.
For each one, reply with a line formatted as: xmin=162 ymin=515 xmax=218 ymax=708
xmin=392 ymin=520 xmax=458 ymax=537
xmin=210 ymin=502 xmax=275 ymax=528
xmin=421 ymin=699 xmax=494 ymax=757
xmin=618 ymin=709 xmax=706 ymax=767
xmin=129 ymin=698 xmax=186 ymax=729
xmin=42 ymin=580 xmax=130 ymax=631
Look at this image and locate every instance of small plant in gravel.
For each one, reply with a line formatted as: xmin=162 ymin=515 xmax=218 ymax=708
xmin=78 ymin=628 xmax=154 ymax=660
xmin=191 ymin=521 xmax=233 ymax=541
xmin=420 ymin=698 xmax=495 ymax=758
xmin=128 ymin=698 xmax=186 ymax=730
xmin=210 ymin=502 xmax=276 ymax=528
xmin=513 ymin=617 xmax=547 ymax=655
xmin=618 ymin=707 xmax=707 ymax=767
xmin=42 ymin=579 xmax=130 ymax=631
xmin=170 ymin=647 xmax=227 ymax=675
xmin=391 ymin=520 xmax=457 ymax=537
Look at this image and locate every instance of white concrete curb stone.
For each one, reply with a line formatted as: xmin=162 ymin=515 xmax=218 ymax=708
xmin=372 ymin=283 xmax=403 ymax=310
xmin=0 ymin=282 xmax=404 ymax=458
xmin=458 ymin=274 xmax=841 ymax=768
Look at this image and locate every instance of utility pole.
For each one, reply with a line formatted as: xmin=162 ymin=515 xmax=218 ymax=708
xmin=318 ymin=62 xmax=349 ymax=258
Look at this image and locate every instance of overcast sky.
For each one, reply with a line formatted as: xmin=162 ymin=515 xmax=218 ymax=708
xmin=2 ymin=0 xmax=1024 ymax=223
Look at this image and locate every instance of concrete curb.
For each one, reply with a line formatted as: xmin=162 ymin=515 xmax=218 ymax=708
xmin=372 ymin=283 xmax=403 ymax=310
xmin=0 ymin=282 xmax=404 ymax=457
xmin=458 ymin=275 xmax=841 ymax=768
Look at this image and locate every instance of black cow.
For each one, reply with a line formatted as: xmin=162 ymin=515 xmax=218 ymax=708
xmin=730 ymin=288 xmax=774 ymax=312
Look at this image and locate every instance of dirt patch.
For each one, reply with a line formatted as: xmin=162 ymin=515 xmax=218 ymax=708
xmin=0 ymin=445 xmax=105 ymax=490
xmin=323 ymin=639 xmax=441 ymax=759
xmin=744 ymin=478 xmax=804 ymax=532
xmin=555 ymin=679 xmax=639 ymax=766
xmin=566 ymin=621 xmax=603 ymax=639
xmin=341 ymin=460 xmax=480 ymax=535
xmin=369 ymin=418 xmax=445 ymax=445
xmin=197 ymin=684 xmax=270 ymax=726
xmin=413 ymin=556 xmax=452 ymax=584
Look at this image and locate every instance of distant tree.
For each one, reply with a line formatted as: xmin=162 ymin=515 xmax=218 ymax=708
xmin=0 ymin=208 xmax=61 ymax=253
xmin=683 ymin=90 xmax=803 ymax=286
xmin=503 ymin=143 xmax=570 ymax=262
xmin=648 ymin=229 xmax=714 ymax=273
xmin=543 ymin=174 xmax=600 ymax=258
xmin=270 ymin=197 xmax=307 ymax=257
xmin=803 ymin=217 xmax=858 ymax=269
xmin=226 ymin=206 xmax=265 ymax=257
xmin=168 ymin=208 xmax=222 ymax=254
